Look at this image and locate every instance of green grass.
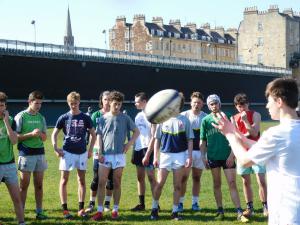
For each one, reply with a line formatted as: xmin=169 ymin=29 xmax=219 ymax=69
xmin=0 ymin=122 xmax=277 ymax=224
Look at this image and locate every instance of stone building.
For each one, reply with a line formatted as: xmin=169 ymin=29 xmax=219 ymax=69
xmin=109 ymin=15 xmax=237 ymax=62
xmin=238 ymin=5 xmax=300 ymax=68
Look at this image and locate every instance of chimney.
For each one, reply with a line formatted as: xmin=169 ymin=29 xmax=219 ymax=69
xmin=133 ymin=14 xmax=145 ymax=25
xmin=244 ymin=6 xmax=258 ymax=15
xmin=185 ymin=22 xmax=197 ymax=33
xmin=268 ymin=5 xmax=279 ymax=13
xmin=152 ymin=17 xmax=163 ymax=27
xmin=201 ymin=23 xmax=211 ymax=35
xmin=283 ymin=8 xmax=294 ymax=17
xmin=116 ymin=16 xmax=126 ymax=26
xmin=169 ymin=19 xmax=181 ymax=31
xmin=215 ymin=26 xmax=225 ymax=38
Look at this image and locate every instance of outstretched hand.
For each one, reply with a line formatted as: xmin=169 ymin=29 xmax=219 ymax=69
xmin=211 ymin=112 xmax=236 ymax=136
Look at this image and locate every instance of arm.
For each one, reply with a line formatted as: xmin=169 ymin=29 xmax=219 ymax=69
xmin=185 ymin=139 xmax=193 ymax=167
xmin=3 ymin=111 xmax=17 ymax=144
xmin=123 ymin=127 xmax=140 ymax=153
xmin=51 ymin=128 xmax=64 ymax=157
xmin=200 ymin=139 xmax=209 ymax=169
xmin=142 ymin=124 xmax=156 ymax=166
xmin=97 ymin=134 xmax=104 ymax=163
xmin=241 ymin=111 xmax=261 ymax=138
xmin=87 ymin=128 xmax=96 ymax=158
xmin=153 ymin=138 xmax=160 ymax=168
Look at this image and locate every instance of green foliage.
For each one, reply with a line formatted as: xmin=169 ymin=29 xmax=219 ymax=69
xmin=0 ymin=122 xmax=276 ymax=224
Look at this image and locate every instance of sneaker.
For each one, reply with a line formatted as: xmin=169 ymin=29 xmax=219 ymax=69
xmin=111 ymin=210 xmax=119 ymax=219
xmin=243 ymin=208 xmax=254 ymax=218
xmin=191 ymin=203 xmax=201 ymax=211
xmin=150 ymin=208 xmax=159 ymax=220
xmin=131 ymin=204 xmax=145 ymax=211
xmin=78 ymin=209 xmax=88 ymax=219
xmin=178 ymin=202 xmax=183 ymax=212
xmin=238 ymin=213 xmax=249 ymax=223
xmin=36 ymin=211 xmax=48 ymax=220
xmin=171 ymin=211 xmax=182 ymax=220
xmin=263 ymin=206 xmax=268 ymax=217
xmin=215 ymin=212 xmax=224 ymax=221
xmin=85 ymin=204 xmax=94 ymax=214
xmin=104 ymin=204 xmax=110 ymax=212
xmin=91 ymin=211 xmax=103 ymax=221
xmin=63 ymin=210 xmax=74 ymax=220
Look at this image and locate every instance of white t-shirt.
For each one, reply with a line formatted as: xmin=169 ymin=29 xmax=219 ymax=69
xmin=247 ymin=118 xmax=300 ymax=225
xmin=134 ymin=111 xmax=151 ymax=151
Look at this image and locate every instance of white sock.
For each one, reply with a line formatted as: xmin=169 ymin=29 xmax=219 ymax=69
xmin=152 ymin=199 xmax=159 ymax=209
xmin=179 ymin=197 xmax=185 ymax=204
xmin=97 ymin=205 xmax=103 ymax=212
xmin=192 ymin=196 xmax=199 ymax=205
xmin=113 ymin=205 xmax=119 ymax=212
xmin=172 ymin=204 xmax=178 ymax=213
xmin=105 ymin=196 xmax=112 ymax=202
xmin=90 ymin=196 xmax=96 ymax=202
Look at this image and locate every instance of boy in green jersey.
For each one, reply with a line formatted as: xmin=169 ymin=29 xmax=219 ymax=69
xmin=15 ymin=91 xmax=48 ymax=220
xmin=0 ymin=92 xmax=26 ymax=225
xmin=200 ymin=94 xmax=248 ymax=223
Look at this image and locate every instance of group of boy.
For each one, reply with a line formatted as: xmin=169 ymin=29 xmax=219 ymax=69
xmin=2 ymin=77 xmax=299 ymax=225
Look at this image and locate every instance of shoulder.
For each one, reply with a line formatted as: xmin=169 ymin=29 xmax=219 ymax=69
xmin=92 ymin=110 xmax=101 ymax=118
xmin=181 ymin=110 xmax=189 ymax=116
xmin=15 ymin=110 xmax=27 ymax=119
xmin=57 ymin=112 xmax=69 ymax=121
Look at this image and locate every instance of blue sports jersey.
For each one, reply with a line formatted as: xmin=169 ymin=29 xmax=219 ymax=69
xmin=155 ymin=114 xmax=194 ymax=153
xmin=55 ymin=112 xmax=93 ymax=154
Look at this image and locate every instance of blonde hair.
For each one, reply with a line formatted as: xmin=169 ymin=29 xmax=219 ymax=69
xmin=67 ymin=91 xmax=80 ymax=102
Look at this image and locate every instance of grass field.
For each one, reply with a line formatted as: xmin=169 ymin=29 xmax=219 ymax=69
xmin=0 ymin=121 xmax=278 ymax=225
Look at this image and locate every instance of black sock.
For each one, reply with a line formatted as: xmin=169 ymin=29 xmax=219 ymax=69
xmin=139 ymin=195 xmax=145 ymax=205
xmin=237 ymin=207 xmax=243 ymax=214
xmin=104 ymin=201 xmax=110 ymax=206
xmin=217 ymin=206 xmax=224 ymax=213
xmin=89 ymin=201 xmax=95 ymax=206
xmin=262 ymin=201 xmax=268 ymax=208
xmin=247 ymin=201 xmax=254 ymax=209
xmin=79 ymin=202 xmax=84 ymax=211
xmin=62 ymin=203 xmax=68 ymax=211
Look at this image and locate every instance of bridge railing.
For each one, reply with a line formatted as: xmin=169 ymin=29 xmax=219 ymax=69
xmin=0 ymin=39 xmax=291 ymax=76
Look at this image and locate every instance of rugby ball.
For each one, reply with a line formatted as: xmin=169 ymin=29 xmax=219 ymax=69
xmin=145 ymin=89 xmax=181 ymax=124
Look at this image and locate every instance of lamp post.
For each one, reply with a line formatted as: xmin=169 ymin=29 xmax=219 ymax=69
xmin=102 ymin=29 xmax=107 ymax=49
xmin=31 ymin=20 xmax=36 ymax=44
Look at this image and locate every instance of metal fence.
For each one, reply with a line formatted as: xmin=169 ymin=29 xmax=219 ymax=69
xmin=0 ymin=39 xmax=292 ymax=76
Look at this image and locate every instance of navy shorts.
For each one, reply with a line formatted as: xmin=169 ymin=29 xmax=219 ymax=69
xmin=208 ymin=159 xmax=236 ymax=169
xmin=131 ymin=148 xmax=154 ymax=169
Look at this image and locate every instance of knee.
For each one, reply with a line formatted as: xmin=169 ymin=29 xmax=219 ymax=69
xmin=228 ymin=180 xmax=237 ymax=190
xmin=60 ymin=177 xmax=68 ymax=186
xmin=182 ymin=175 xmax=188 ymax=183
xmin=192 ymin=175 xmax=200 ymax=183
xmin=174 ymin=183 xmax=181 ymax=192
xmin=148 ymin=176 xmax=156 ymax=185
xmin=78 ymin=178 xmax=86 ymax=187
xmin=137 ymin=175 xmax=144 ymax=183
xmin=213 ymin=181 xmax=221 ymax=190
xmin=90 ymin=178 xmax=98 ymax=191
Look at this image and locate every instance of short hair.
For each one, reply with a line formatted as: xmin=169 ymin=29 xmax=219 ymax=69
xmin=135 ymin=92 xmax=148 ymax=101
xmin=179 ymin=92 xmax=185 ymax=111
xmin=0 ymin=92 xmax=8 ymax=103
xmin=190 ymin=91 xmax=204 ymax=101
xmin=67 ymin=91 xmax=80 ymax=102
xmin=28 ymin=90 xmax=43 ymax=101
xmin=99 ymin=91 xmax=110 ymax=109
xmin=234 ymin=93 xmax=249 ymax=106
xmin=265 ymin=77 xmax=298 ymax=109
xmin=109 ymin=91 xmax=124 ymax=103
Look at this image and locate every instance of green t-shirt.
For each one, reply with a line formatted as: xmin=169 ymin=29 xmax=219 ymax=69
xmin=15 ymin=110 xmax=47 ymax=148
xmin=0 ymin=117 xmax=15 ymax=164
xmin=200 ymin=112 xmax=231 ymax=160
xmin=91 ymin=110 xmax=103 ymax=154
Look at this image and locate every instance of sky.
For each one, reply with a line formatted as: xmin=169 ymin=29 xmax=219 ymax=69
xmin=0 ymin=0 xmax=299 ymax=49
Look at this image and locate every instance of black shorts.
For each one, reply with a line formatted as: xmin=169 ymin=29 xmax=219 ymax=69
xmin=208 ymin=159 xmax=236 ymax=169
xmin=132 ymin=148 xmax=154 ymax=168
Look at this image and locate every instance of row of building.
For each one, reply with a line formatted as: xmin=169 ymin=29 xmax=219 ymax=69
xmin=108 ymin=5 xmax=300 ymax=69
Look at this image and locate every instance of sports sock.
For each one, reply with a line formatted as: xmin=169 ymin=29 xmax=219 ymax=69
xmin=247 ymin=201 xmax=254 ymax=209
xmin=237 ymin=207 xmax=243 ymax=214
xmin=217 ymin=206 xmax=224 ymax=213
xmin=62 ymin=203 xmax=68 ymax=211
xmin=78 ymin=202 xmax=84 ymax=211
xmin=105 ymin=195 xmax=112 ymax=202
xmin=139 ymin=195 xmax=145 ymax=205
xmin=113 ymin=205 xmax=119 ymax=212
xmin=262 ymin=201 xmax=268 ymax=208
xmin=172 ymin=204 xmax=178 ymax=213
xmin=179 ymin=196 xmax=185 ymax=204
xmin=192 ymin=196 xmax=199 ymax=205
xmin=36 ymin=208 xmax=43 ymax=214
xmin=97 ymin=205 xmax=103 ymax=212
xmin=90 ymin=196 xmax=96 ymax=202
xmin=152 ymin=199 xmax=159 ymax=209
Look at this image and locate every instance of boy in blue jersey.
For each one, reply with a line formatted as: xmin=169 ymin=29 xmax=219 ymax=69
xmin=0 ymin=92 xmax=25 ymax=225
xmin=150 ymin=93 xmax=193 ymax=221
xmin=51 ymin=92 xmax=96 ymax=220
xmin=92 ymin=91 xmax=140 ymax=221
xmin=15 ymin=91 xmax=48 ymax=220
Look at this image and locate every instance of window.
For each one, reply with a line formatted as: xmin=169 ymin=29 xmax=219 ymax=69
xmin=258 ymin=22 xmax=263 ymax=31
xmin=258 ymin=37 xmax=264 ymax=46
xmin=151 ymin=29 xmax=155 ymax=36
xmin=125 ymin=30 xmax=129 ymax=39
xmin=175 ymin=33 xmax=180 ymax=39
xmin=258 ymin=54 xmax=263 ymax=64
xmin=157 ymin=30 xmax=164 ymax=36
xmin=185 ymin=34 xmax=189 ymax=39
xmin=125 ymin=41 xmax=130 ymax=51
xmin=168 ymin=32 xmax=172 ymax=37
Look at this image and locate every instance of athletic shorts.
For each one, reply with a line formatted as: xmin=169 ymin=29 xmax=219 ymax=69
xmin=18 ymin=155 xmax=48 ymax=172
xmin=208 ymin=159 xmax=236 ymax=169
xmin=185 ymin=150 xmax=205 ymax=169
xmin=237 ymin=163 xmax=266 ymax=175
xmin=100 ymin=154 xmax=126 ymax=170
xmin=59 ymin=150 xmax=88 ymax=171
xmin=93 ymin=158 xmax=99 ymax=172
xmin=160 ymin=151 xmax=185 ymax=171
xmin=132 ymin=148 xmax=154 ymax=169
xmin=0 ymin=163 xmax=18 ymax=185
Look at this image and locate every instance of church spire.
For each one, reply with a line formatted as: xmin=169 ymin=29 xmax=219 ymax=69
xmin=64 ymin=6 xmax=74 ymax=48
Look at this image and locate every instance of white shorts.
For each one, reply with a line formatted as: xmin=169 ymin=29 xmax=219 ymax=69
xmin=100 ymin=154 xmax=126 ymax=170
xmin=185 ymin=150 xmax=205 ymax=169
xmin=160 ymin=151 xmax=185 ymax=171
xmin=59 ymin=150 xmax=88 ymax=171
